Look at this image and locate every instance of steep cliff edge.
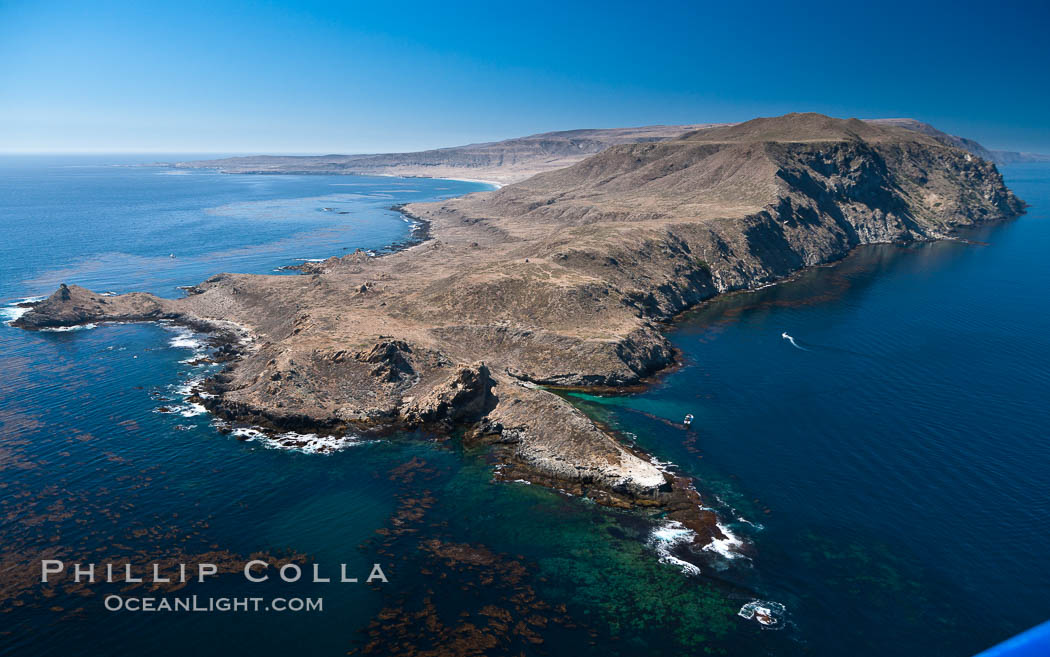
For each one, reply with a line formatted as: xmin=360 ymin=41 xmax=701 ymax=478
xmin=15 ymin=114 xmax=1024 ymax=546
xmin=412 ymin=114 xmax=1022 ymax=333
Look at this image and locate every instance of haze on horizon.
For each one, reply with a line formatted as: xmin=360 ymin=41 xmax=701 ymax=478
xmin=1 ymin=0 xmax=1048 ymax=155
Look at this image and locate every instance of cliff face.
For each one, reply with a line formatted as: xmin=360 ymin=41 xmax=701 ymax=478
xmin=405 ymin=115 xmax=1021 ymax=354
xmin=15 ymin=114 xmax=1024 ymax=536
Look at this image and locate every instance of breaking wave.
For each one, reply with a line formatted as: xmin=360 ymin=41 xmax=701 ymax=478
xmin=648 ymin=520 xmax=702 ymax=576
xmin=702 ymin=521 xmax=746 ymax=559
xmin=1 ymin=296 xmax=46 ymax=325
xmin=738 ymin=599 xmax=787 ymax=629
xmin=39 ymin=323 xmax=97 ymax=332
xmin=223 ymin=425 xmax=376 ymax=454
xmin=162 ymin=324 xmax=211 ymax=363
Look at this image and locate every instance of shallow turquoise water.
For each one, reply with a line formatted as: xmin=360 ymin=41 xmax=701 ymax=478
xmin=1 ymin=157 xmax=1047 ymax=656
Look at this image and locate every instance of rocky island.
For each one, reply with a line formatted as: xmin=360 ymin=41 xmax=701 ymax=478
xmin=15 ymin=113 xmax=1024 ymax=549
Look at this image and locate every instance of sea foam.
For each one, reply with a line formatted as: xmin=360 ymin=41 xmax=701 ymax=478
xmin=39 ymin=323 xmax=97 ymax=332
xmin=702 ymin=521 xmax=746 ymax=559
xmin=1 ymin=296 xmax=46 ymax=325
xmin=163 ymin=325 xmax=210 ymax=363
xmin=649 ymin=520 xmax=702 ymax=576
xmin=227 ymin=425 xmax=374 ymax=454
xmin=737 ymin=600 xmax=786 ymax=628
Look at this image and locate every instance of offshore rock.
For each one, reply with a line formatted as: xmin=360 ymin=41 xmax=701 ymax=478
xmin=13 ymin=284 xmax=174 ymax=329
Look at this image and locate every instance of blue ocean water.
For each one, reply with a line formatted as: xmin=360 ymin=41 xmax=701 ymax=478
xmin=0 ymin=155 xmax=486 ymax=298
xmin=572 ymin=163 xmax=1050 ymax=655
xmin=0 ymin=156 xmax=1047 ymax=656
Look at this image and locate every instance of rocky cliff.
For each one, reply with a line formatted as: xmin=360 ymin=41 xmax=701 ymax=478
xmin=16 ymin=113 xmax=1024 ymax=546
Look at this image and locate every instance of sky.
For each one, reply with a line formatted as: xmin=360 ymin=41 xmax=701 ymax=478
xmin=1 ymin=0 xmax=1047 ymax=154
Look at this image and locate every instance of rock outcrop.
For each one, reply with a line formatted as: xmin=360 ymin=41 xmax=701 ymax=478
xmin=13 ymin=284 xmax=175 ymax=329
xmin=16 ymin=114 xmax=1025 ymax=536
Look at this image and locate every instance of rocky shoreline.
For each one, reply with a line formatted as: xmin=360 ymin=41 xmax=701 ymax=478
xmin=13 ymin=114 xmax=1025 ymax=560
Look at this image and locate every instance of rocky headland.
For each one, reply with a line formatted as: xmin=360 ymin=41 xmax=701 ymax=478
xmin=16 ymin=113 xmax=1025 ymax=551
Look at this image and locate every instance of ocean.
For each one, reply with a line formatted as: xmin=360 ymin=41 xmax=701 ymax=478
xmin=1 ymin=156 xmax=1047 ymax=656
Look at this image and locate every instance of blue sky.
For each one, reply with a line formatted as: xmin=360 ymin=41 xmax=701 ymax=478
xmin=1 ymin=0 xmax=1047 ymax=153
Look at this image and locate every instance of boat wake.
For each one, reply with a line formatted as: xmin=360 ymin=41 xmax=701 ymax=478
xmin=781 ymin=331 xmax=878 ymax=359
xmin=781 ymin=332 xmax=807 ymax=351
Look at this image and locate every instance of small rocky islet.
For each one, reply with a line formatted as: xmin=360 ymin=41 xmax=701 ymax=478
xmin=15 ymin=113 xmax=1024 ymax=555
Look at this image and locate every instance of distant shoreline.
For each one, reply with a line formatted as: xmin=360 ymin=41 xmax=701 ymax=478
xmin=161 ymin=163 xmax=506 ymax=189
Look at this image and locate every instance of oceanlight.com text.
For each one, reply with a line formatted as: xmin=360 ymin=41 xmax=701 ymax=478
xmin=104 ymin=595 xmax=323 ymax=612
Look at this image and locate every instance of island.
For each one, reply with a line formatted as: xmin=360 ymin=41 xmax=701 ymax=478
xmin=15 ymin=113 xmax=1025 ymax=549
xmin=172 ymin=115 xmax=1048 ymax=184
